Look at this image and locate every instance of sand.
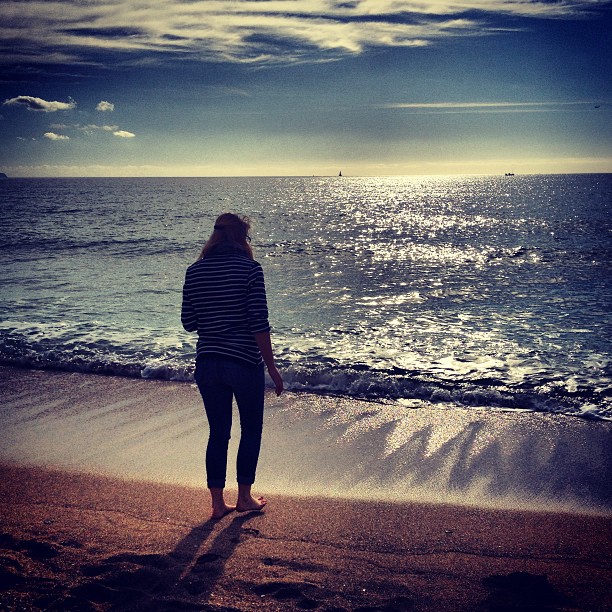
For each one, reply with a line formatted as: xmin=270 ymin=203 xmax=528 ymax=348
xmin=1 ymin=366 xmax=611 ymax=610
xmin=1 ymin=464 xmax=611 ymax=611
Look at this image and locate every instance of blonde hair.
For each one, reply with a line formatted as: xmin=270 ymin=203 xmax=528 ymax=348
xmin=198 ymin=213 xmax=254 ymax=260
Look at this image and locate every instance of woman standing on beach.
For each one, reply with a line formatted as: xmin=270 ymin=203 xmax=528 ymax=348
xmin=181 ymin=213 xmax=283 ymax=520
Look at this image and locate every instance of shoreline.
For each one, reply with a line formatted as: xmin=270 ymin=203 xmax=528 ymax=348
xmin=1 ymin=365 xmax=611 ymax=515
xmin=2 ymin=358 xmax=609 ymax=423
xmin=1 ymin=463 xmax=611 ymax=611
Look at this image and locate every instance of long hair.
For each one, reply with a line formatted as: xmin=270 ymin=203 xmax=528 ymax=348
xmin=198 ymin=213 xmax=254 ymax=260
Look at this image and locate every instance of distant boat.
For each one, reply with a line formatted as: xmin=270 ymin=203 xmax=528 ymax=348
xmin=505 ymin=173 xmax=515 ymax=176
xmin=338 ymin=170 xmax=342 ymax=177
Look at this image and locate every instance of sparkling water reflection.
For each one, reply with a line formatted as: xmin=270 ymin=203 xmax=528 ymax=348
xmin=0 ymin=175 xmax=610 ymax=419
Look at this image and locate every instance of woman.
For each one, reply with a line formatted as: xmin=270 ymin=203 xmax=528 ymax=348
xmin=181 ymin=213 xmax=283 ymax=520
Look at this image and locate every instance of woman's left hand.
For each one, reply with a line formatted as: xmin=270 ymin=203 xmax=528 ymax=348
xmin=268 ymin=365 xmax=284 ymax=396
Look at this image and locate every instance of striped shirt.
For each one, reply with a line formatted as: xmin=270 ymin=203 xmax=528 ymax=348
xmin=181 ymin=245 xmax=271 ymax=365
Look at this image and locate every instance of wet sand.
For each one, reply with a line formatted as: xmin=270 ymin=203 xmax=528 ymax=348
xmin=2 ymin=366 xmax=611 ymax=513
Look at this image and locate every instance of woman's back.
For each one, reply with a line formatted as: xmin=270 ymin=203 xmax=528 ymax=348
xmin=181 ymin=244 xmax=270 ymax=365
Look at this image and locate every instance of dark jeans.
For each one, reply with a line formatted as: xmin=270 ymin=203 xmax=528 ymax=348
xmin=194 ymin=355 xmax=265 ymax=489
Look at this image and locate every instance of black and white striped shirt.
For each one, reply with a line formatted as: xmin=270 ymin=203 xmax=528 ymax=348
xmin=181 ymin=245 xmax=271 ymax=365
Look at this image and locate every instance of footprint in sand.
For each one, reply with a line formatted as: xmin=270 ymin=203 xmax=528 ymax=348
xmin=242 ymin=527 xmax=260 ymax=536
xmin=0 ymin=565 xmax=24 ymax=590
xmin=262 ymin=556 xmax=326 ymax=573
xmin=352 ymin=596 xmax=414 ymax=611
xmin=482 ymin=571 xmax=567 ymax=609
xmin=72 ymin=552 xmax=175 ymax=608
xmin=0 ymin=533 xmax=58 ymax=561
xmin=190 ymin=552 xmax=223 ymax=574
xmin=254 ymin=581 xmax=321 ymax=609
xmin=105 ymin=552 xmax=172 ymax=569
xmin=0 ymin=533 xmax=60 ymax=592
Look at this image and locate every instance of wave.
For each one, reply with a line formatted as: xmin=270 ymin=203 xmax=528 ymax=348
xmin=280 ymin=362 xmax=610 ymax=421
xmin=1 ymin=331 xmax=609 ymax=422
xmin=0 ymin=235 xmax=189 ymax=257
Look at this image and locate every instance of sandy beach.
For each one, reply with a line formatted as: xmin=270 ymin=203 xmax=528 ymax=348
xmin=1 ymin=464 xmax=611 ymax=611
xmin=1 ymin=366 xmax=611 ymax=610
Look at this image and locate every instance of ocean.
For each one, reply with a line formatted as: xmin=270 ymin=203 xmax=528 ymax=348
xmin=1 ymin=174 xmax=611 ymax=421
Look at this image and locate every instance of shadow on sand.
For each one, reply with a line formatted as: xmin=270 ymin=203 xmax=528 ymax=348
xmin=67 ymin=512 xmax=260 ymax=611
xmin=283 ymin=403 xmax=612 ymax=511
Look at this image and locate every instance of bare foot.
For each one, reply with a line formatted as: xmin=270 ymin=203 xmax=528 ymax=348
xmin=211 ymin=504 xmax=236 ymax=520
xmin=236 ymin=495 xmax=267 ymax=513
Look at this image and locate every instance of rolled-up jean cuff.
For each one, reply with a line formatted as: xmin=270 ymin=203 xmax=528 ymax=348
xmin=237 ymin=476 xmax=255 ymax=485
xmin=207 ymin=479 xmax=226 ymax=489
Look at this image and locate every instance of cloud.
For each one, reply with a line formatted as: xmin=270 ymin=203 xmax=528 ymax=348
xmin=377 ymin=100 xmax=601 ymax=113
xmin=40 ymin=122 xmax=131 ymax=138
xmin=3 ymin=95 xmax=76 ymax=112
xmin=96 ymin=100 xmax=115 ymax=111
xmin=79 ymin=124 xmax=119 ymax=133
xmin=381 ymin=101 xmax=593 ymax=108
xmin=44 ymin=132 xmax=70 ymax=140
xmin=0 ymin=1 xmax=607 ymax=67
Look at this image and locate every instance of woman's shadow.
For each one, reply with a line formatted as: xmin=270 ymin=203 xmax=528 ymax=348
xmin=71 ymin=511 xmax=261 ymax=610
xmin=173 ymin=512 xmax=261 ymax=598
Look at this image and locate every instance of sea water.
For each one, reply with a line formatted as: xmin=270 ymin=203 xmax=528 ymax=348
xmin=0 ymin=174 xmax=610 ymax=420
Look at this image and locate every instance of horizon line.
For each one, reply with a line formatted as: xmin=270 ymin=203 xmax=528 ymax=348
xmin=3 ymin=171 xmax=611 ymax=179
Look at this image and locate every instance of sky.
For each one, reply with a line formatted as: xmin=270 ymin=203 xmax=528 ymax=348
xmin=1 ymin=0 xmax=611 ymax=177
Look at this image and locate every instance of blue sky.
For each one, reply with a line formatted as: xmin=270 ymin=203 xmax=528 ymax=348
xmin=1 ymin=0 xmax=611 ymax=177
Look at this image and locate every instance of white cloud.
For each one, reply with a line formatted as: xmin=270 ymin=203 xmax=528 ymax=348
xmin=377 ymin=100 xmax=600 ymax=113
xmin=79 ymin=124 xmax=119 ymax=133
xmin=96 ymin=100 xmax=115 ymax=112
xmin=3 ymin=95 xmax=76 ymax=112
xmin=381 ymin=101 xmax=593 ymax=108
xmin=0 ymin=1 xmax=605 ymax=66
xmin=44 ymin=132 xmax=70 ymax=140
xmin=113 ymin=130 xmax=135 ymax=138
